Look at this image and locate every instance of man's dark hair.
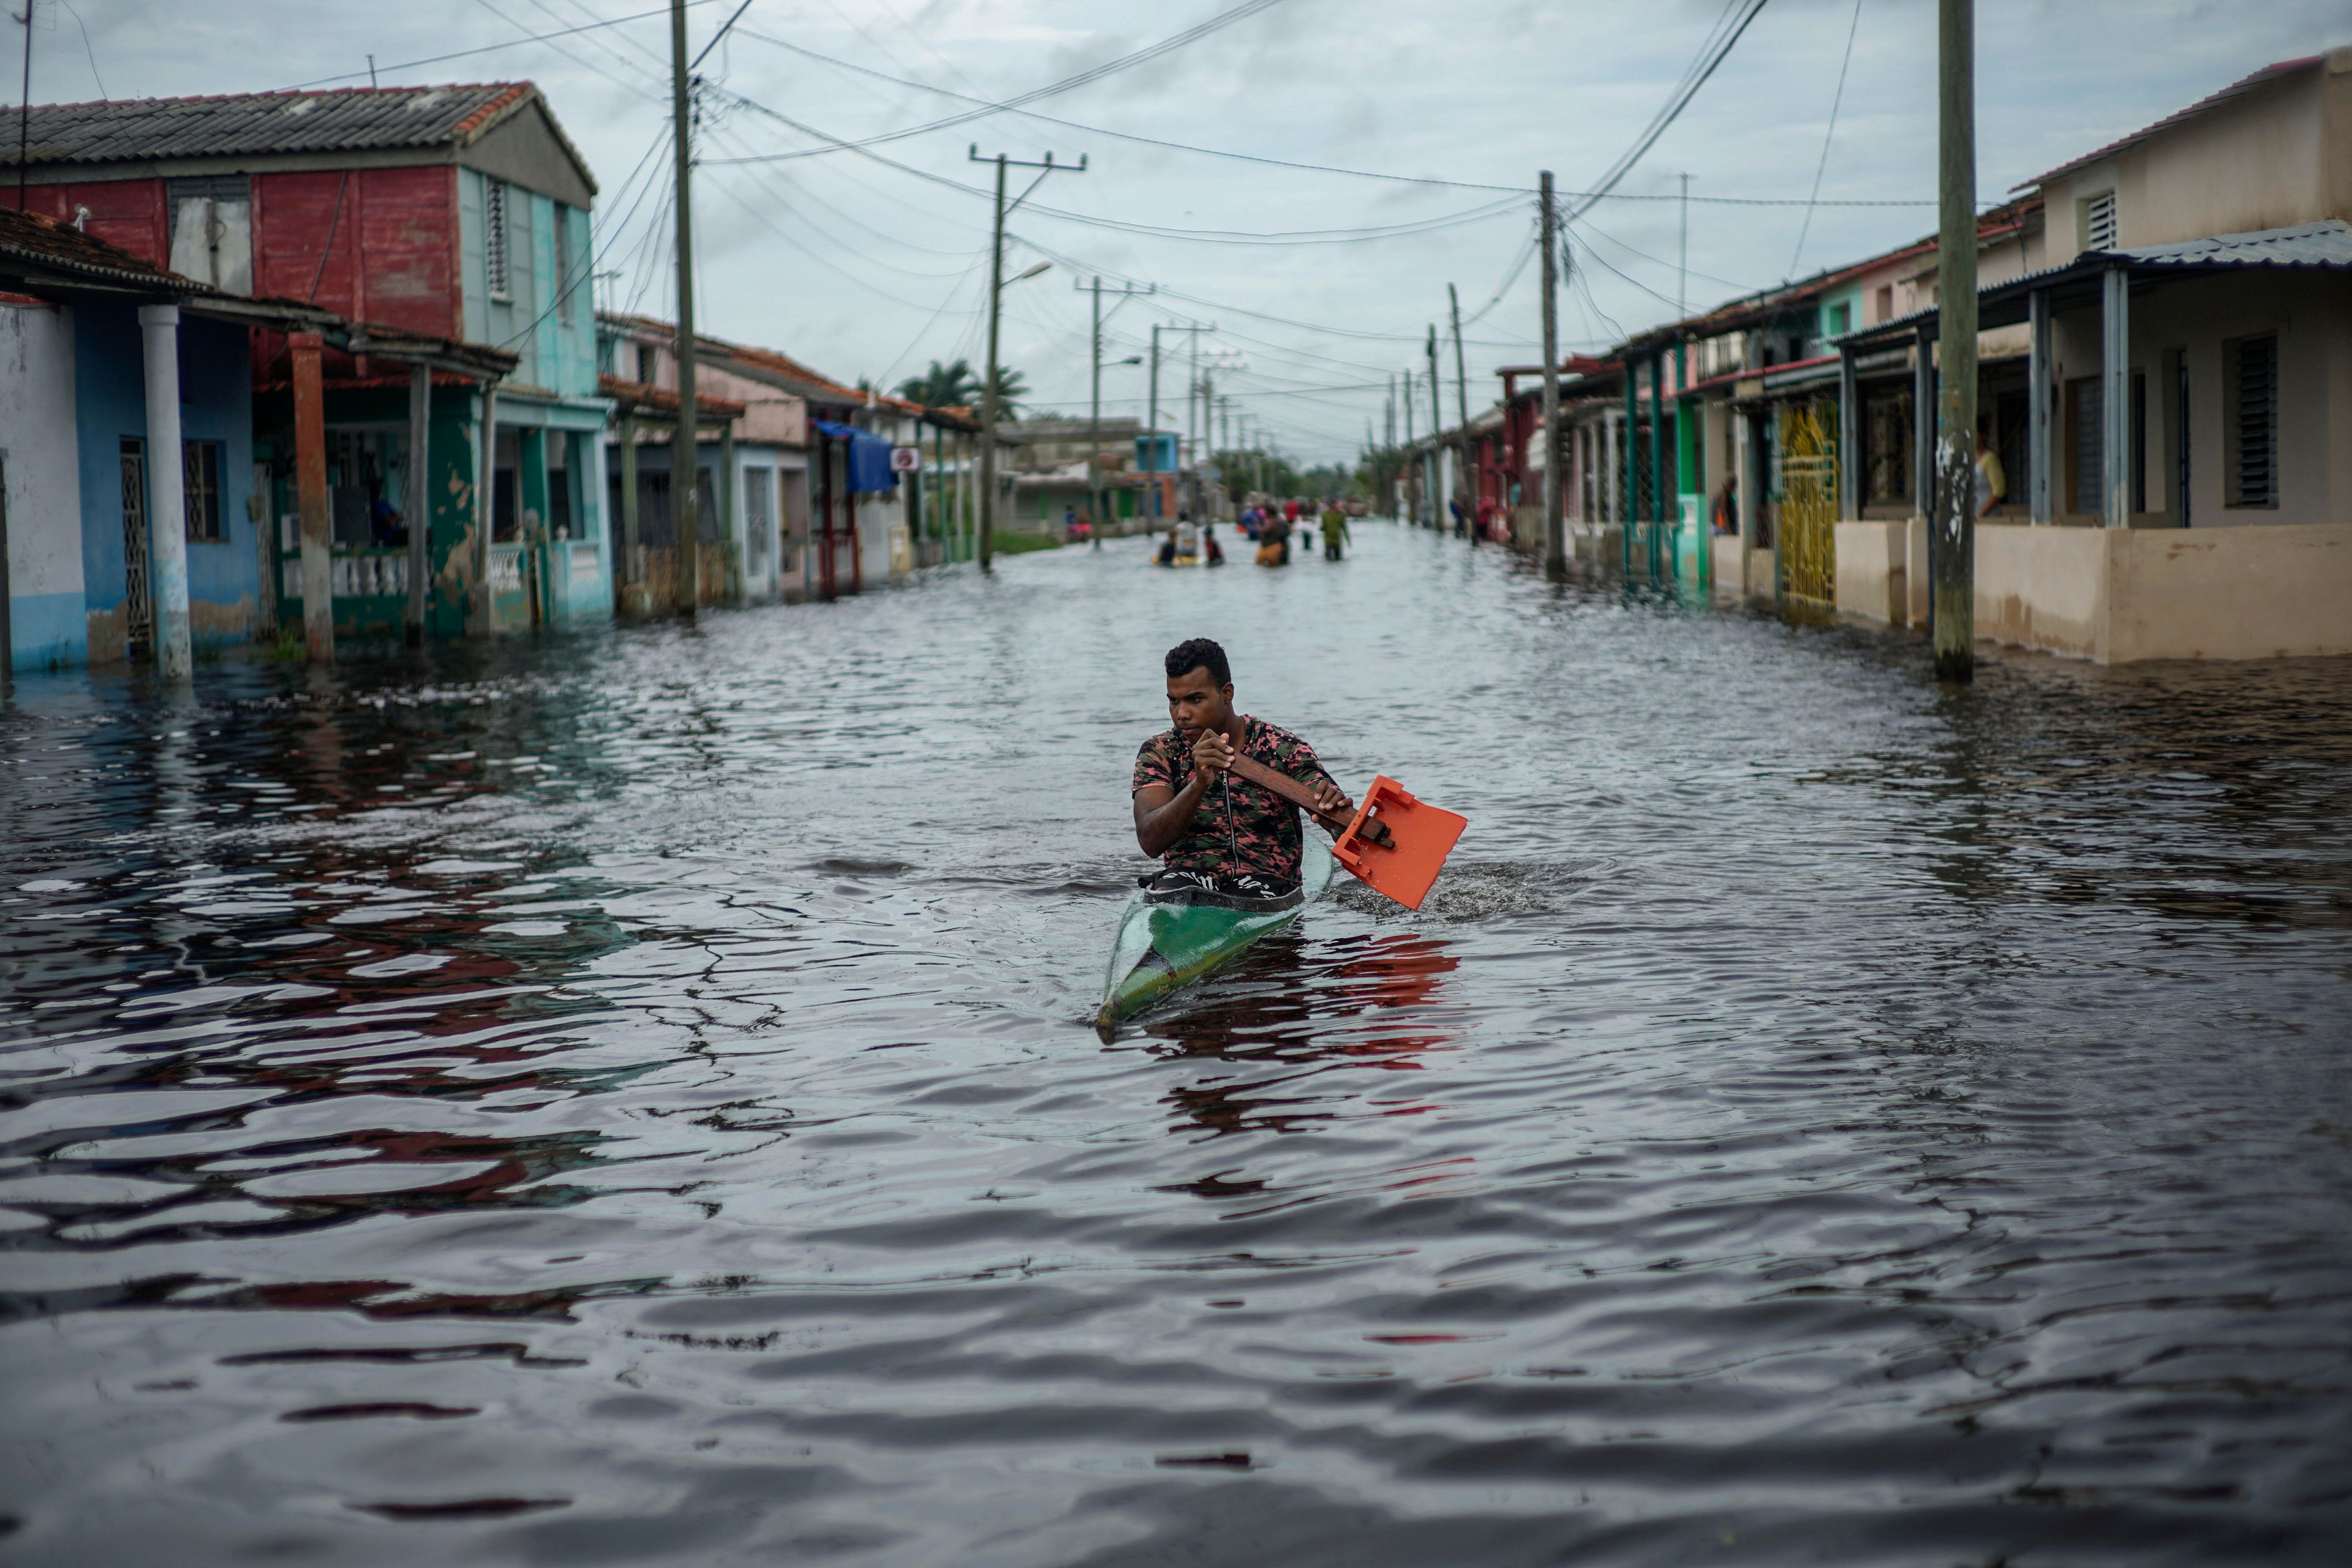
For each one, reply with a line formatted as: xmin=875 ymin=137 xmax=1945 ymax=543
xmin=1164 ymin=637 xmax=1230 ymax=688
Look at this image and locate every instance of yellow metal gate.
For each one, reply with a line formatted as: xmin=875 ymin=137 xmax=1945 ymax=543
xmin=1777 ymin=397 xmax=1838 ymax=608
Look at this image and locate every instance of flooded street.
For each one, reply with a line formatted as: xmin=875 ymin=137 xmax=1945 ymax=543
xmin=5 ymin=523 xmax=2351 ymax=1564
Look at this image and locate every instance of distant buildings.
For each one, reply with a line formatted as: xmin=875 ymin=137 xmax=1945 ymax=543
xmin=1459 ymin=48 xmax=2352 ymax=663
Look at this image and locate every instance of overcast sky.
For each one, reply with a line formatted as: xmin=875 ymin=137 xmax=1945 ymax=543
xmin=27 ymin=0 xmax=2350 ymax=459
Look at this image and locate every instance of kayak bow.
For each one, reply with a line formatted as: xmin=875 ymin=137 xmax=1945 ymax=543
xmin=1095 ymin=837 xmax=1334 ymax=1033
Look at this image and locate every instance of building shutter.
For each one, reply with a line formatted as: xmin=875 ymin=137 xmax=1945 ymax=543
xmin=2229 ymin=334 xmax=2277 ymax=508
xmin=2083 ymin=190 xmax=2117 ymax=252
xmin=484 ymin=180 xmax=511 ymax=300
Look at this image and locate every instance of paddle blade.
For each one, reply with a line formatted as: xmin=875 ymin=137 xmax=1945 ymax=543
xmin=1331 ymin=776 xmax=1465 ymax=910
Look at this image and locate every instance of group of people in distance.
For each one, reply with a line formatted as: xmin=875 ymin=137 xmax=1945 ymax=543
xmin=1235 ymin=497 xmax=1351 ymax=566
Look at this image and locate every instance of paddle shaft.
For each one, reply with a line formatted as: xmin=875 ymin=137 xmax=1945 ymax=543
xmin=1222 ymin=753 xmax=1393 ymax=847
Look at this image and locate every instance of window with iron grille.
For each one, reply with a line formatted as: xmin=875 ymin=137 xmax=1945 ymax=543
xmin=2066 ymin=375 xmax=2102 ymax=516
xmin=2081 ymin=189 xmax=2117 ymax=252
xmin=183 ymin=440 xmax=224 ymax=541
xmin=485 ymin=179 xmax=511 ymax=301
xmin=2225 ymin=333 xmax=2277 ymax=509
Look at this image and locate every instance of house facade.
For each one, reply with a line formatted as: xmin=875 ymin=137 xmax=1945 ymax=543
xmin=7 ymin=84 xmax=611 ymax=645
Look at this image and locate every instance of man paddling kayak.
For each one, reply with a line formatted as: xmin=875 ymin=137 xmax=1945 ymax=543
xmin=1131 ymin=638 xmax=1352 ymax=900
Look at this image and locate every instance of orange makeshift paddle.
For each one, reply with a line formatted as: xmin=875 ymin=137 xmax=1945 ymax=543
xmin=1224 ymin=754 xmax=1468 ymax=911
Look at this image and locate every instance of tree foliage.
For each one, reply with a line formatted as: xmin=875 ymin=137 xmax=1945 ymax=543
xmin=896 ymin=359 xmax=1030 ymax=417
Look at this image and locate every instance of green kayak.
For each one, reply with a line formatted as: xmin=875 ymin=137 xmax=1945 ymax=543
xmin=1095 ymin=838 xmax=1335 ymax=1033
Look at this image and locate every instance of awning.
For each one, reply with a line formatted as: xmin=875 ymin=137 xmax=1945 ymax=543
xmin=812 ymin=419 xmax=899 ymax=495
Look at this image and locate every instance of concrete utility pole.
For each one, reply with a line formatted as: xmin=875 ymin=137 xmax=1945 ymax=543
xmin=1082 ymin=275 xmax=1151 ymax=548
xmin=1147 ymin=320 xmax=1210 ymax=521
xmin=1540 ymin=170 xmax=1566 ymax=577
xmin=971 ymin=145 xmax=1086 ymax=567
xmin=1401 ymin=369 xmax=1415 ymax=522
xmin=1449 ymin=282 xmax=1472 ymax=543
xmin=668 ymin=0 xmax=702 ymax=617
xmin=1932 ymin=0 xmax=1977 ymax=680
xmin=1425 ymin=327 xmax=1444 ymax=530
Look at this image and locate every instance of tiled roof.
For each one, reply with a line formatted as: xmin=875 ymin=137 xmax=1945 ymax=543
xmin=3 ymin=84 xmax=536 ymax=168
xmin=2014 ymin=55 xmax=2324 ymax=191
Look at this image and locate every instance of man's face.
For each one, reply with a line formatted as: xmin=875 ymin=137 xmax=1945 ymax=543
xmin=1166 ymin=665 xmax=1234 ymax=739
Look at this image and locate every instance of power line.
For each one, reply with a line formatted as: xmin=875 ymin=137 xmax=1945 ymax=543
xmin=1788 ymin=0 xmax=1866 ymax=279
xmin=281 ymin=1 xmax=717 ymax=89
xmin=720 ymin=0 xmax=1300 ymax=163
xmin=1567 ymin=0 xmax=1772 ymax=221
xmin=723 ymin=25 xmax=1939 ymax=207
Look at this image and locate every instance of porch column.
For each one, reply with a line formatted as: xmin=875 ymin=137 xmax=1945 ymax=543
xmin=518 ymin=427 xmax=548 ymax=629
xmin=1648 ymin=350 xmax=1667 ymax=577
xmin=136 ymin=303 xmax=192 ymax=680
xmin=617 ymin=410 xmax=641 ymax=611
xmin=1737 ymin=409 xmax=1761 ymax=595
xmin=405 ymin=362 xmax=430 ymax=643
xmin=1837 ymin=345 xmax=1860 ymax=522
xmin=1913 ymin=326 xmax=1936 ymax=519
xmin=289 ymin=330 xmax=333 ymax=665
xmin=2102 ymin=266 xmax=2130 ymax=529
xmin=720 ymin=417 xmax=739 ymax=599
xmin=2028 ymin=290 xmax=2052 ymax=523
xmin=1620 ymin=375 xmax=1636 ymax=574
xmin=474 ymin=385 xmax=497 ymax=635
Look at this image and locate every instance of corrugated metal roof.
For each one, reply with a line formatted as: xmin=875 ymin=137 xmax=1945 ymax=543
xmin=2117 ymin=218 xmax=2352 ymax=269
xmin=3 ymin=85 xmax=533 ymax=168
xmin=2013 ymin=55 xmax=2324 ymax=192
xmin=0 ymin=202 xmax=201 ymax=290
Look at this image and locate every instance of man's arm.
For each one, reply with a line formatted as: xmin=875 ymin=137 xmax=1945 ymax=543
xmin=1133 ymin=730 xmax=1238 ymax=856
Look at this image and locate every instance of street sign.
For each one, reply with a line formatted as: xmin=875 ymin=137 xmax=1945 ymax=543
xmin=890 ymin=446 xmax=921 ymax=473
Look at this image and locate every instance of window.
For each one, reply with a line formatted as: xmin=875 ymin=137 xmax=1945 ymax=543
xmin=484 ymin=178 xmax=511 ymax=300
xmin=2225 ymin=333 xmax=2277 ymax=508
xmin=1863 ymin=385 xmax=1912 ymax=506
xmin=1826 ymin=301 xmax=1851 ymax=338
xmin=167 ymin=175 xmax=252 ymax=295
xmin=1873 ymin=285 xmax=1892 ymax=323
xmin=2081 ymin=189 xmax=2117 ymax=252
xmin=554 ymin=203 xmax=575 ymax=325
xmin=183 ymin=440 xmax=224 ymax=541
xmin=636 ymin=341 xmax=658 ymax=386
xmin=2066 ymin=375 xmax=2102 ymax=516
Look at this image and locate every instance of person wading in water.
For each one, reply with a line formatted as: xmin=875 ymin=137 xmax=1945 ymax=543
xmin=1131 ymin=638 xmax=1351 ymax=900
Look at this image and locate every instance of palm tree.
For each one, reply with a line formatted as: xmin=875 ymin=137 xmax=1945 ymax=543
xmin=896 ymin=358 xmax=981 ymax=409
xmin=990 ymin=366 xmax=1030 ymax=417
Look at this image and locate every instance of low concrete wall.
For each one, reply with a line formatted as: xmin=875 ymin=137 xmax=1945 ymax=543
xmin=1975 ymin=524 xmax=2109 ymax=660
xmin=1747 ymin=546 xmax=1777 ymax=600
xmin=1834 ymin=521 xmax=1907 ymax=625
xmin=2108 ymin=523 xmax=2352 ymax=661
xmin=1711 ymin=535 xmax=1743 ymax=603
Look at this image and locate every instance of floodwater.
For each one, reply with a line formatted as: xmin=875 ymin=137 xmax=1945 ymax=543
xmin=4 ymin=523 xmax=2351 ymax=1566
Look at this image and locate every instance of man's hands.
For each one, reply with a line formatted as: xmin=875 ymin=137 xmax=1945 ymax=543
xmin=1307 ymin=778 xmax=1352 ymax=820
xmin=1189 ymin=728 xmax=1238 ymax=786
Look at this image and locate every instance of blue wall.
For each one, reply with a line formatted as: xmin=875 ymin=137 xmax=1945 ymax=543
xmin=73 ymin=305 xmax=258 ymax=650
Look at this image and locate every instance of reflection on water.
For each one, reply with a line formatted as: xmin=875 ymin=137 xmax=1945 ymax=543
xmin=4 ymin=527 xmax=2352 ymax=1563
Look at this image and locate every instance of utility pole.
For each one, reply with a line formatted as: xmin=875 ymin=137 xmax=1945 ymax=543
xmin=1540 ymin=170 xmax=1566 ymax=578
xmin=1932 ymin=0 xmax=1977 ymax=680
xmin=1678 ymin=172 xmax=1690 ymax=317
xmin=1081 ymin=275 xmax=1151 ymax=548
xmin=1449 ymin=282 xmax=1472 ymax=544
xmin=1401 ymin=369 xmax=1415 ymax=522
xmin=1147 ymin=320 xmax=1211 ymax=522
xmin=669 ymin=0 xmax=701 ymax=617
xmin=1425 ymin=327 xmax=1444 ymax=531
xmin=972 ymin=145 xmax=1085 ymax=568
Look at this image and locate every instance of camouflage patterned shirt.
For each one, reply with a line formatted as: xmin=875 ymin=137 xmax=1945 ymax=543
xmin=1131 ymin=717 xmax=1338 ymax=884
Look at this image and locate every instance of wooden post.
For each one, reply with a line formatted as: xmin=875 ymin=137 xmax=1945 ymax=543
xmin=290 ymin=330 xmax=333 ymax=664
xmin=1539 ymin=172 xmax=1564 ymax=577
xmin=1621 ymin=371 xmax=1637 ymax=574
xmin=405 ymin=361 xmax=429 ymax=643
xmin=1931 ymin=0 xmax=1978 ymax=679
xmin=1648 ymin=349 xmax=1668 ymax=578
xmin=1838 ymin=345 xmax=1860 ymax=524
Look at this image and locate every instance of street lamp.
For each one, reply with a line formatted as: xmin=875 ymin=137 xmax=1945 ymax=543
xmin=1009 ymin=260 xmax=1051 ymax=285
